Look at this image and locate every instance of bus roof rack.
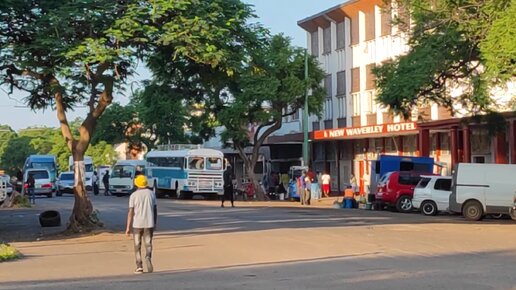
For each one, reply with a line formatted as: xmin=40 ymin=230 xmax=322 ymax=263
xmin=156 ymin=144 xmax=202 ymax=151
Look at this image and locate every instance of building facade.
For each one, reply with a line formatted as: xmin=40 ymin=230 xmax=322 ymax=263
xmin=269 ymin=0 xmax=515 ymax=195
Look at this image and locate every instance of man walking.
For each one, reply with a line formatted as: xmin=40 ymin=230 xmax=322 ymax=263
xmin=221 ymin=163 xmax=234 ymax=208
xmin=27 ymin=173 xmax=35 ymax=204
xmin=321 ymin=171 xmax=331 ymax=198
xmin=102 ymin=170 xmax=110 ymax=196
xmin=125 ymin=175 xmax=157 ymax=274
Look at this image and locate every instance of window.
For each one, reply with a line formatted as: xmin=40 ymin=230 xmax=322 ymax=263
xmin=337 ymin=96 xmax=346 ymax=119
xmin=365 ymin=91 xmax=376 ymax=113
xmin=324 ymin=74 xmax=332 ymax=98
xmin=311 ymin=30 xmax=319 ymax=56
xmin=352 ymin=92 xmax=360 ymax=116
xmin=399 ymin=161 xmax=414 ymax=171
xmin=398 ymin=174 xmax=422 ymax=185
xmin=59 ymin=173 xmax=74 ymax=181
xmin=365 ymin=9 xmax=375 ymax=40
xmin=147 ymin=157 xmax=184 ymax=168
xmin=365 ymin=64 xmax=376 ymax=90
xmin=188 ymin=157 xmax=205 ymax=170
xmin=206 ymin=157 xmax=223 ymax=170
xmin=112 ymin=165 xmax=134 ymax=178
xmin=324 ymin=120 xmax=333 ymax=129
xmin=29 ymin=170 xmax=49 ymax=180
xmin=434 ymin=178 xmax=452 ymax=191
xmin=312 ymin=121 xmax=320 ymax=131
xmin=336 ymin=21 xmax=345 ymax=49
xmin=337 ymin=71 xmax=346 ymax=96
xmin=351 ymin=13 xmax=359 ymax=45
xmin=416 ymin=177 xmax=431 ymax=188
xmin=381 ymin=8 xmax=392 ymax=36
xmin=351 ymin=67 xmax=360 ymax=93
xmin=323 ymin=26 xmax=331 ymax=54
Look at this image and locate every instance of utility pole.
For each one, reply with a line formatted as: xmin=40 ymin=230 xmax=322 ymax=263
xmin=303 ymin=50 xmax=309 ymax=167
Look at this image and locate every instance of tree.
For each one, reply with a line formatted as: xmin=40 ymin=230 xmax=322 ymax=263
xmin=0 ymin=125 xmax=17 ymax=169
xmin=374 ymin=0 xmax=515 ymax=119
xmin=0 ymin=0 xmax=260 ymax=231
xmin=1 ymin=137 xmax=37 ymax=174
xmin=219 ymin=35 xmax=326 ymax=200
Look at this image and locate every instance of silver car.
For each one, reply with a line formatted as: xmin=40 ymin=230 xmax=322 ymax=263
xmin=56 ymin=172 xmax=75 ymax=196
xmin=24 ymin=169 xmax=53 ymax=198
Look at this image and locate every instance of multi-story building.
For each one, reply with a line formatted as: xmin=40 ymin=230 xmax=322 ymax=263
xmin=266 ymin=0 xmax=516 ymax=195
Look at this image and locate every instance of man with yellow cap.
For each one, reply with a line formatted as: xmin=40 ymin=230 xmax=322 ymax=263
xmin=125 ymin=175 xmax=157 ymax=274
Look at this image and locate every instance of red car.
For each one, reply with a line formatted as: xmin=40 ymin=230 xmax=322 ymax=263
xmin=375 ymin=171 xmax=435 ymax=213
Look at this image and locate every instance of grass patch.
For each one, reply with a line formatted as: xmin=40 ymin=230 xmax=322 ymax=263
xmin=0 ymin=243 xmax=21 ymax=262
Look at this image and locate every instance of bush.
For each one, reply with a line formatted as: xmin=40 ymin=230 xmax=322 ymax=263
xmin=0 ymin=243 xmax=20 ymax=262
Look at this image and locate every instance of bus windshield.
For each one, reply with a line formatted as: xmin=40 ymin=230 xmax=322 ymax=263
xmin=30 ymin=162 xmax=55 ymax=172
xmin=206 ymin=157 xmax=223 ymax=170
xmin=112 ymin=165 xmax=134 ymax=178
xmin=188 ymin=157 xmax=205 ymax=170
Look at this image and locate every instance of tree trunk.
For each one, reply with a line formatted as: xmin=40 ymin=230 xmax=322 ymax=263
xmin=67 ymin=150 xmax=103 ymax=232
xmin=237 ymin=147 xmax=267 ymax=201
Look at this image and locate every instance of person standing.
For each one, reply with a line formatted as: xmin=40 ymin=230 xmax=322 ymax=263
xmin=321 ymin=171 xmax=331 ymax=198
xmin=298 ymin=171 xmax=306 ymax=205
xmin=221 ymin=163 xmax=234 ymax=208
xmin=102 ymin=170 xmax=110 ymax=196
xmin=92 ymin=171 xmax=99 ymax=196
xmin=311 ymin=171 xmax=320 ymax=201
xmin=350 ymin=174 xmax=358 ymax=194
xmin=125 ymin=175 xmax=157 ymax=274
xmin=27 ymin=173 xmax=35 ymax=204
xmin=303 ymin=171 xmax=312 ymax=205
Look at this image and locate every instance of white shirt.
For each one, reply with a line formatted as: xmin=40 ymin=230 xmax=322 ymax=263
xmin=92 ymin=174 xmax=98 ymax=183
xmin=129 ymin=188 xmax=157 ymax=228
xmin=321 ymin=174 xmax=331 ymax=185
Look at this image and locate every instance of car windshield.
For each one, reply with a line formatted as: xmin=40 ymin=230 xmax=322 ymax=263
xmin=416 ymin=177 xmax=432 ymax=188
xmin=60 ymin=174 xmax=74 ymax=181
xmin=188 ymin=157 xmax=205 ymax=170
xmin=31 ymin=162 xmax=55 ymax=171
xmin=30 ymin=171 xmax=49 ymax=179
xmin=112 ymin=165 xmax=134 ymax=178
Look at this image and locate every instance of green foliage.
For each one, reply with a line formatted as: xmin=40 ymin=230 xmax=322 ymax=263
xmin=374 ymin=0 xmax=515 ymax=118
xmin=1 ymin=137 xmax=37 ymax=174
xmin=92 ymin=103 xmax=139 ymax=146
xmin=85 ymin=141 xmax=117 ymax=167
xmin=0 ymin=243 xmax=20 ymax=262
xmin=0 ymin=125 xmax=17 ymax=165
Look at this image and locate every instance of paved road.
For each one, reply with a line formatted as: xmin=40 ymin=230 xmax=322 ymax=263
xmin=1 ymin=195 xmax=515 ymax=289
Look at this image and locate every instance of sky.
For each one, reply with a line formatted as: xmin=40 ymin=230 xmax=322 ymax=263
xmin=0 ymin=0 xmax=344 ymax=131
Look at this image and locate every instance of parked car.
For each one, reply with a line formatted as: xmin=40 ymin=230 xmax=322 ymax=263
xmin=375 ymin=171 xmax=435 ymax=213
xmin=56 ymin=171 xmax=75 ymax=196
xmin=0 ymin=174 xmax=12 ymax=205
xmin=449 ymin=163 xmax=516 ymax=221
xmin=412 ymin=175 xmax=452 ymax=216
xmin=23 ymin=169 xmax=53 ymax=198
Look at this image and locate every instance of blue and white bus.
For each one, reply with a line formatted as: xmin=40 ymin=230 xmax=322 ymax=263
xmin=145 ymin=145 xmax=225 ymax=199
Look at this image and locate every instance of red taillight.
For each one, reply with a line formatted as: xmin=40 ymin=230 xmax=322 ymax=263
xmin=41 ymin=183 xmax=52 ymax=188
xmin=24 ymin=183 xmax=28 ymax=189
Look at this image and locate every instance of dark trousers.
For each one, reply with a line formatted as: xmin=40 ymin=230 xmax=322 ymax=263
xmin=221 ymin=186 xmax=234 ymax=205
xmin=93 ymin=183 xmax=99 ymax=195
xmin=28 ymin=188 xmax=35 ymax=204
xmin=133 ymin=228 xmax=154 ymax=269
xmin=103 ymin=182 xmax=109 ymax=195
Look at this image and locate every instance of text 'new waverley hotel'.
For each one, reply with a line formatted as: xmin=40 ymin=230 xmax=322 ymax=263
xmin=266 ymin=0 xmax=516 ymax=195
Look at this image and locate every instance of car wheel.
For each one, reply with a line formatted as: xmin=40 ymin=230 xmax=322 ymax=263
xmin=463 ymin=200 xmax=483 ymax=221
xmin=396 ymin=195 xmax=413 ymax=213
xmin=47 ymin=192 xmax=53 ymax=198
xmin=510 ymin=207 xmax=516 ymax=221
xmin=421 ymin=201 xmax=438 ymax=216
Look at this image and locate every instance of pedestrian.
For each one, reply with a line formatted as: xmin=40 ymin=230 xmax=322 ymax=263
xmin=350 ymin=174 xmax=358 ymax=194
xmin=311 ymin=171 xmax=320 ymax=201
xmin=343 ymin=185 xmax=354 ymax=208
xmin=125 ymin=175 xmax=157 ymax=274
xmin=303 ymin=171 xmax=312 ymax=205
xmin=321 ymin=171 xmax=331 ymax=198
xmin=27 ymin=173 xmax=35 ymax=204
xmin=102 ymin=170 xmax=110 ymax=196
xmin=221 ymin=163 xmax=234 ymax=208
xmin=92 ymin=171 xmax=99 ymax=195
xmin=298 ymin=172 xmax=306 ymax=205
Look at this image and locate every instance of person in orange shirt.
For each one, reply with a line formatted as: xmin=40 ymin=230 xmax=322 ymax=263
xmin=344 ymin=186 xmax=354 ymax=208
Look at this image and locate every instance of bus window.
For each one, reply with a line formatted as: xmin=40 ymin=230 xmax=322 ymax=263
xmin=147 ymin=157 xmax=184 ymax=168
xmin=400 ymin=162 xmax=414 ymax=171
xmin=189 ymin=157 xmax=205 ymax=170
xmin=206 ymin=157 xmax=222 ymax=170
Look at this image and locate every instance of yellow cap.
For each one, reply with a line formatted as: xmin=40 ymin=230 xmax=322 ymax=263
xmin=134 ymin=175 xmax=148 ymax=188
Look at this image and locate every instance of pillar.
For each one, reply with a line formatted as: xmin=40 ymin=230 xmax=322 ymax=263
xmin=397 ymin=136 xmax=403 ymax=156
xmin=418 ymin=128 xmax=430 ymax=157
xmin=462 ymin=126 xmax=471 ymax=163
xmin=450 ymin=126 xmax=458 ymax=168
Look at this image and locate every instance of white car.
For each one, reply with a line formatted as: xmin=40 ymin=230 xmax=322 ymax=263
xmin=412 ymin=175 xmax=452 ymax=216
xmin=24 ymin=169 xmax=53 ymax=198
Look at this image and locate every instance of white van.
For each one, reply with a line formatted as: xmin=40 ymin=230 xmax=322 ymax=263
xmin=109 ymin=160 xmax=146 ymax=196
xmin=449 ymin=163 xmax=516 ymax=221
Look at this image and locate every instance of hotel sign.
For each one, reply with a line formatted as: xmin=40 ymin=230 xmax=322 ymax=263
xmin=313 ymin=122 xmax=418 ymax=140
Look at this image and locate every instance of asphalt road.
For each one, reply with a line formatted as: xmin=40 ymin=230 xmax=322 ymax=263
xmin=1 ymin=195 xmax=515 ymax=290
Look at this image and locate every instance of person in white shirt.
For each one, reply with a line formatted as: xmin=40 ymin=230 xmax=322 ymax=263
xmin=321 ymin=172 xmax=331 ymax=198
xmin=92 ymin=171 xmax=99 ymax=195
xmin=125 ymin=175 xmax=157 ymax=274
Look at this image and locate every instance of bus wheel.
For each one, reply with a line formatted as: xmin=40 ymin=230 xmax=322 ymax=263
xmin=154 ymin=183 xmax=164 ymax=198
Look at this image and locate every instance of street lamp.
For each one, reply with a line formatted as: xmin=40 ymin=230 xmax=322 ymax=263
xmin=303 ymin=50 xmax=309 ymax=167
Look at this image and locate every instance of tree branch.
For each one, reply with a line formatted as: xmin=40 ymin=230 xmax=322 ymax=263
xmin=51 ymin=77 xmax=77 ymax=151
